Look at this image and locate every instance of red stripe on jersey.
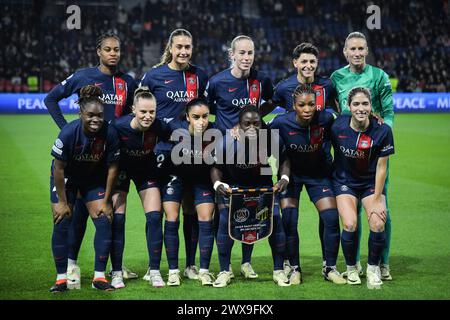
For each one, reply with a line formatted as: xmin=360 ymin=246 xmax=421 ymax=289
xmin=309 ymin=125 xmax=324 ymax=145
xmin=184 ymin=71 xmax=198 ymax=102
xmin=247 ymin=78 xmax=261 ymax=107
xmin=356 ymin=133 xmax=373 ymax=173
xmin=91 ymin=137 xmax=105 ymax=159
xmin=143 ymin=130 xmax=157 ymax=152
xmin=113 ymin=77 xmax=127 ymax=118
xmin=311 ymin=84 xmax=325 ymax=111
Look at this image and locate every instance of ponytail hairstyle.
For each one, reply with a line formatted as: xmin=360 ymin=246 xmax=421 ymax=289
xmin=344 ymin=31 xmax=367 ymax=49
xmin=182 ymin=97 xmax=210 ymax=119
xmin=96 ymin=32 xmax=121 ymax=50
xmin=292 ymin=83 xmax=316 ymax=105
xmin=228 ymin=35 xmax=253 ymax=67
xmin=77 ymin=85 xmax=103 ymax=110
xmin=133 ymin=86 xmax=156 ymax=106
xmin=155 ymin=29 xmax=193 ymax=67
xmin=238 ymin=104 xmax=261 ymax=123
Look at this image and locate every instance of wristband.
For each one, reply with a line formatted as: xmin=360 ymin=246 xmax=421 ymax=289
xmin=280 ymin=175 xmax=290 ymax=183
xmin=214 ymin=181 xmax=230 ymax=191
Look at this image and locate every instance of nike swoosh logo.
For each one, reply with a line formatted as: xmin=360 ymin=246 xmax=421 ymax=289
xmin=165 ymin=80 xmax=174 ymax=84
xmin=339 ymin=89 xmax=346 ymax=93
xmin=228 ymin=88 xmax=238 ymax=92
xmin=338 ymin=135 xmax=348 ymax=139
xmin=322 ymin=188 xmax=330 ymax=193
xmin=98 ymin=192 xmax=105 ymax=197
xmin=94 ymin=83 xmax=103 ymax=86
xmin=288 ymin=132 xmax=299 ymax=136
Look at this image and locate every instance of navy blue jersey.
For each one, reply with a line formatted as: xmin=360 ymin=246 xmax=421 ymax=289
xmin=331 ymin=115 xmax=395 ymax=188
xmin=206 ymin=69 xmax=274 ymax=132
xmin=269 ymin=110 xmax=335 ymax=178
xmin=214 ymin=132 xmax=275 ymax=187
xmin=167 ymin=119 xmax=216 ymax=183
xmin=51 ymin=119 xmax=120 ymax=186
xmin=272 ymin=75 xmax=336 ymax=112
xmin=111 ymin=114 xmax=167 ymax=177
xmin=139 ymin=64 xmax=208 ymax=122
xmin=45 ymin=67 xmax=138 ymax=128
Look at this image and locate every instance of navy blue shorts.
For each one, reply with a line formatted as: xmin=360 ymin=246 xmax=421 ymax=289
xmin=50 ymin=176 xmax=105 ymax=204
xmin=160 ymin=174 xmax=183 ymax=203
xmin=333 ymin=182 xmax=386 ymax=200
xmin=279 ymin=174 xmax=335 ymax=204
xmin=191 ymin=182 xmax=215 ymax=205
xmin=116 ymin=170 xmax=159 ymax=193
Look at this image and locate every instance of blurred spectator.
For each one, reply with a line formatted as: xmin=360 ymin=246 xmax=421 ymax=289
xmin=0 ymin=0 xmax=448 ymax=92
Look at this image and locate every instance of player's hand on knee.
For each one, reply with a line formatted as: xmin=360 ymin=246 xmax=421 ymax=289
xmin=53 ymin=202 xmax=71 ymax=224
xmin=98 ymin=202 xmax=113 ymax=223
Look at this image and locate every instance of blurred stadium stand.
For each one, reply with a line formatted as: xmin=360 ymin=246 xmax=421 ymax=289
xmin=1 ymin=0 xmax=449 ymax=93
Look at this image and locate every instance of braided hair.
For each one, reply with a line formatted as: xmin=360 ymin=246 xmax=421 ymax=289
xmin=77 ymin=85 xmax=103 ymax=110
xmin=292 ymin=83 xmax=316 ymax=105
xmin=96 ymin=32 xmax=120 ymax=50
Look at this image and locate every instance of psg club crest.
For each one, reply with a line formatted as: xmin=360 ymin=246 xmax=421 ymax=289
xmin=189 ymin=78 xmax=196 ymax=85
xmin=315 ymin=90 xmax=322 ymax=97
xmin=118 ymin=83 xmax=124 ymax=90
xmin=251 ymin=84 xmax=258 ymax=92
xmin=228 ymin=188 xmax=274 ymax=244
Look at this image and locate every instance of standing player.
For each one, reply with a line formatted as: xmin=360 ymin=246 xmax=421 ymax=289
xmin=44 ymin=33 xmax=138 ymax=288
xmin=140 ymin=29 xmax=209 ymax=281
xmin=331 ymin=87 xmax=394 ymax=289
xmin=331 ymin=32 xmax=394 ymax=280
xmin=49 ymin=85 xmax=119 ymax=292
xmin=268 ymin=84 xmax=346 ymax=285
xmin=272 ymin=42 xmax=337 ymax=112
xmin=272 ymin=42 xmax=337 ymax=273
xmin=211 ymin=105 xmax=290 ymax=287
xmin=207 ymin=35 xmax=274 ymax=278
xmin=166 ymin=98 xmax=217 ymax=286
xmin=109 ymin=87 xmax=167 ymax=288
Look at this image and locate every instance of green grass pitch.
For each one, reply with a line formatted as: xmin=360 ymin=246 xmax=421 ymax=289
xmin=0 ymin=114 xmax=449 ymax=300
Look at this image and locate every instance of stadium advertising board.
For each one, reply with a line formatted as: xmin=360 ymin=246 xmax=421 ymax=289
xmin=0 ymin=93 xmax=449 ymax=114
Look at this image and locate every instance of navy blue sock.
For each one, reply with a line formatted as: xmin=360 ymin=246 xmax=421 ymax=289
xmin=198 ymin=220 xmax=214 ymax=270
xmin=281 ymin=207 xmax=300 ymax=267
xmin=93 ymin=215 xmax=112 ymax=272
xmin=52 ymin=217 xmax=71 ymax=274
xmin=319 ymin=217 xmax=325 ymax=262
xmin=164 ymin=220 xmax=180 ymax=270
xmin=341 ymin=230 xmax=357 ymax=266
xmin=241 ymin=243 xmax=254 ymax=264
xmin=320 ymin=208 xmax=341 ymax=267
xmin=183 ymin=214 xmax=199 ymax=267
xmin=111 ymin=213 xmax=125 ymax=272
xmin=368 ymin=230 xmax=386 ymax=265
xmin=216 ymin=208 xmax=234 ymax=271
xmin=67 ymin=198 xmax=89 ymax=260
xmin=268 ymin=215 xmax=286 ymax=270
xmin=145 ymin=211 xmax=163 ymax=270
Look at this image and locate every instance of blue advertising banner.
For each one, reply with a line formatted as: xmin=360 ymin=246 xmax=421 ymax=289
xmin=0 ymin=93 xmax=449 ymax=114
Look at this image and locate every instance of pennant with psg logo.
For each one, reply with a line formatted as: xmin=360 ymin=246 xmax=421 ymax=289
xmin=184 ymin=71 xmax=198 ymax=102
xmin=228 ymin=187 xmax=274 ymax=244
